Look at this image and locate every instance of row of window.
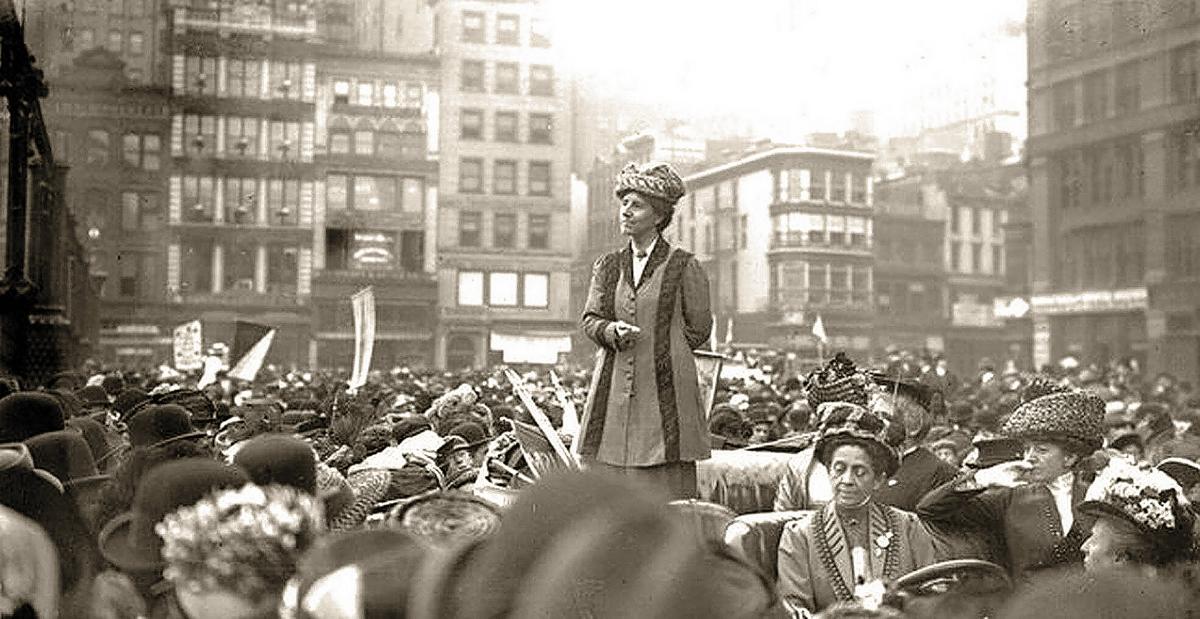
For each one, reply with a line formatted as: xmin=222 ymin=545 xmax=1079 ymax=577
xmin=179 ymin=241 xmax=300 ymax=295
xmin=327 ymin=129 xmax=425 ymax=159
xmin=458 ymin=211 xmax=551 ymax=250
xmin=75 ymin=0 xmax=151 ymax=16
xmin=948 ymin=206 xmax=1008 ymax=239
xmin=72 ymin=28 xmax=146 ymax=55
xmin=772 ymin=262 xmax=874 ymax=307
xmin=1053 ymin=226 xmax=1145 ymax=290
xmin=875 ymin=238 xmax=942 ymax=266
xmin=459 ymin=158 xmax=552 ymax=197
xmin=326 ymin=174 xmax=424 ymax=214
xmin=460 ymin=109 xmax=553 ymax=144
xmin=876 ymin=280 xmax=943 ymax=316
xmin=180 ymin=57 xmax=310 ymax=101
xmin=56 ymin=130 xmax=161 ymax=170
xmin=180 ymin=176 xmax=307 ymax=226
xmin=1038 ymin=1 xmax=1198 ymax=63
xmin=331 ymin=79 xmax=423 ymax=108
xmin=775 ymin=168 xmax=870 ymax=205
xmin=180 ymin=115 xmax=306 ymax=160
xmin=1168 ymin=126 xmax=1200 ymax=193
xmin=772 ymin=213 xmax=872 ymax=249
xmin=1165 ymin=215 xmax=1200 ymax=277
xmin=325 ymin=229 xmax=424 ymax=273
xmin=457 ymin=271 xmax=549 ymax=308
xmin=460 ymin=60 xmax=554 ymax=96
xmin=1051 ymin=137 xmax=1146 ymax=209
xmin=949 ymin=241 xmax=1005 ymax=276
xmin=462 ymin=11 xmax=550 ymax=48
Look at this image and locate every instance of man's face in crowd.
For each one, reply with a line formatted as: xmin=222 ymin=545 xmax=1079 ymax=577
xmin=933 ymin=446 xmax=959 ymax=467
xmin=749 ymin=423 xmax=772 ymax=444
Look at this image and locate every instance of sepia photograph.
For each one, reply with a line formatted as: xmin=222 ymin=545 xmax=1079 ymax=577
xmin=0 ymin=0 xmax=1198 ymax=617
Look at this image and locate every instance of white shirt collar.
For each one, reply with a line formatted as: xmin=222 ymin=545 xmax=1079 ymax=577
xmin=631 ymin=236 xmax=658 ymax=259
xmin=1047 ymin=471 xmax=1076 ymax=535
xmin=1047 ymin=471 xmax=1075 ymax=494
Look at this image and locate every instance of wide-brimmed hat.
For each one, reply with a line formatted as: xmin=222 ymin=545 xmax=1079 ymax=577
xmin=966 ymin=436 xmax=1025 ymax=469
xmin=98 ymin=458 xmax=248 ymax=572
xmin=613 ymin=161 xmax=686 ymax=205
xmin=1000 ymin=390 xmax=1105 ymax=455
xmin=813 ymin=401 xmax=900 ymax=476
xmin=75 ymin=385 xmax=111 ymax=409
xmin=24 ymin=430 xmax=98 ymax=484
xmin=233 ymin=433 xmax=317 ymax=495
xmin=126 ymin=404 xmax=206 ymax=449
xmin=0 ymin=442 xmax=64 ymax=490
xmin=0 ymin=393 xmax=66 ymax=444
xmin=387 ymin=491 xmax=501 ymax=550
xmin=1109 ymin=431 xmax=1143 ymax=452
xmin=1079 ymin=459 xmax=1195 ymax=565
xmin=446 ymin=420 xmax=490 ymax=450
xmin=1157 ymin=457 xmax=1200 ymax=490
xmin=285 ymin=529 xmax=425 ymax=619
xmin=112 ymin=388 xmax=150 ymax=421
xmin=65 ymin=416 xmax=111 ymax=465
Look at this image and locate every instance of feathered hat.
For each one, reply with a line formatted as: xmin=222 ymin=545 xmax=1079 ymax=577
xmin=614 ymin=161 xmax=686 ymax=205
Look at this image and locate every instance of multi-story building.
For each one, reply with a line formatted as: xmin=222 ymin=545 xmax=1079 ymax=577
xmin=1027 ymin=0 xmax=1200 ymax=377
xmin=43 ymin=49 xmax=174 ymax=365
xmin=163 ymin=0 xmax=320 ymax=366
xmin=431 ymin=0 xmax=574 ymax=369
xmin=872 ymin=177 xmax=949 ymax=357
xmin=683 ymin=146 xmax=876 ymax=363
xmin=25 ymin=0 xmax=168 ymax=85
xmin=310 ymin=4 xmax=441 ymax=369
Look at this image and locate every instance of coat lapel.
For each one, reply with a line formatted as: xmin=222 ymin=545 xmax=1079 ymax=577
xmin=820 ymin=503 xmax=854 ymax=593
xmin=635 ymin=237 xmax=670 ymax=291
xmin=620 ymin=245 xmax=634 ymax=289
xmin=867 ymin=502 xmax=900 ymax=580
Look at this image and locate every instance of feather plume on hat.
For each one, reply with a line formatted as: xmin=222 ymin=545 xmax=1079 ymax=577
xmin=614 ymin=161 xmax=686 ymax=205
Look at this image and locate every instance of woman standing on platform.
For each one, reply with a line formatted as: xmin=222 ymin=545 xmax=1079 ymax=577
xmin=578 ymin=161 xmax=713 ymax=500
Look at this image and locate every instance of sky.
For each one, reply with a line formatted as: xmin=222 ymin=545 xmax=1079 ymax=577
xmin=545 ymin=0 xmax=1028 ymax=140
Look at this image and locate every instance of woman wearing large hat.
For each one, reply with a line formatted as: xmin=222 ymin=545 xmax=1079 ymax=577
xmin=578 ymin=161 xmax=713 ymax=499
xmin=917 ymin=389 xmax=1106 ymax=582
xmin=777 ymin=402 xmax=937 ymax=614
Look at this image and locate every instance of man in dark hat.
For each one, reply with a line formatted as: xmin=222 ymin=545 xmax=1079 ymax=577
xmin=0 ymin=392 xmax=66 ymax=444
xmin=869 ymin=375 xmax=958 ymax=512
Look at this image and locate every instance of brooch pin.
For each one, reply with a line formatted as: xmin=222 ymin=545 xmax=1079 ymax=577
xmin=874 ymin=532 xmax=893 ymax=557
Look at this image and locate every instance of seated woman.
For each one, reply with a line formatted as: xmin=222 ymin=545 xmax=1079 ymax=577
xmin=777 ymin=402 xmax=937 ymax=615
xmin=1080 ymin=458 xmax=1196 ymax=574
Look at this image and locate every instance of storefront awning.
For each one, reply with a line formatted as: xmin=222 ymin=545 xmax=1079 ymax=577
xmin=489 ymin=331 xmax=572 ymax=365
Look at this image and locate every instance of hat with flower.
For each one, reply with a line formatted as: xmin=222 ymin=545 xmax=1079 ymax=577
xmin=157 ymin=483 xmax=324 ymax=603
xmin=1079 ymin=459 xmax=1195 ymax=565
xmin=813 ymin=401 xmax=900 ymax=476
xmin=1000 ymin=390 xmax=1105 ymax=455
xmin=805 ymin=352 xmax=872 ymax=411
xmin=613 ymin=161 xmax=687 ymax=205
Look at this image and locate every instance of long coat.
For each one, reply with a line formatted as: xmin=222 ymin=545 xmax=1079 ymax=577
xmin=578 ymin=239 xmax=713 ymax=467
xmin=916 ymin=472 xmax=1094 ymax=582
xmin=777 ymin=501 xmax=937 ymax=613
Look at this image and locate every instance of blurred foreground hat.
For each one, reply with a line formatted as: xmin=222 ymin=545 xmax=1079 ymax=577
xmin=388 ymin=491 xmax=501 ymax=550
xmin=76 ymin=385 xmax=111 ymax=409
xmin=126 ymin=404 xmax=205 ymax=449
xmin=234 ymin=433 xmax=317 ymax=495
xmin=25 ymin=430 xmax=98 ymax=484
xmin=0 ymin=393 xmax=65 ymax=443
xmin=613 ymin=161 xmax=686 ymax=205
xmin=1157 ymin=457 xmax=1200 ymax=490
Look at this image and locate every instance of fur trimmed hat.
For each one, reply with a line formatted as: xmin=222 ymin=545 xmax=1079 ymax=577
xmin=813 ymin=402 xmax=900 ymax=476
xmin=613 ymin=161 xmax=686 ymax=205
xmin=1000 ymin=390 xmax=1105 ymax=454
xmin=805 ymin=352 xmax=871 ymax=410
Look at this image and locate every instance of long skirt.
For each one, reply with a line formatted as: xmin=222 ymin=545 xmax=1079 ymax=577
xmin=586 ymin=460 xmax=698 ymax=500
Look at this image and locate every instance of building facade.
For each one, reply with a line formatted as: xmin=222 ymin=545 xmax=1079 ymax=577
xmin=310 ymin=41 xmax=440 ymax=369
xmin=1027 ymin=0 xmax=1200 ymax=378
xmin=25 ymin=0 xmax=168 ymax=85
xmin=163 ymin=0 xmax=320 ymax=367
xmin=432 ymin=0 xmax=574 ymax=368
xmin=684 ymin=147 xmax=876 ymax=364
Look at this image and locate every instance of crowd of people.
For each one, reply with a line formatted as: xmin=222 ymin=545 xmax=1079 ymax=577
xmin=0 ymin=346 xmax=1198 ymax=618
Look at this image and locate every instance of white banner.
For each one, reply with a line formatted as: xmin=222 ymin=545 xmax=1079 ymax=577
xmin=349 ymin=286 xmax=376 ymax=389
xmin=172 ymin=320 xmax=203 ymax=371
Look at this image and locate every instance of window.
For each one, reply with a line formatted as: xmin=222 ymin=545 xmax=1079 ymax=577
xmin=462 ymin=11 xmax=485 ymax=43
xmin=739 ymin=214 xmax=748 ymax=249
xmin=1052 ymin=81 xmax=1077 ymax=130
xmin=524 ymin=273 xmax=548 ymax=307
xmin=353 ymin=130 xmax=374 ymax=156
xmin=993 ymin=245 xmax=1004 ymax=276
xmin=182 ymin=176 xmax=216 ymax=222
xmin=121 ymin=192 xmax=161 ymax=231
xmin=122 ymin=134 xmax=143 ymax=168
xmin=1056 ymin=152 xmax=1084 ymax=209
xmin=266 ymin=245 xmax=298 ymax=295
xmin=809 ymin=170 xmax=826 ymax=201
xmin=829 ymin=172 xmax=846 ymax=202
xmin=1170 ymin=128 xmax=1200 ymax=193
xmin=529 ymin=65 xmax=553 ymax=96
xmin=333 ymin=79 xmax=351 ymax=104
xmin=971 ymin=209 xmax=982 ymax=235
xmin=1115 ymin=60 xmax=1141 ymax=115
xmin=528 ymin=214 xmax=549 ymax=249
xmin=400 ymin=230 xmax=424 ymax=272
xmin=851 ymin=174 xmax=866 ymax=204
xmin=458 ymin=271 xmax=483 ymax=305
xmin=460 ymin=158 xmax=483 ymax=193
xmin=496 ymin=14 xmax=519 ymax=45
xmin=329 ymin=130 xmax=351 ymax=154
xmin=227 ymin=59 xmax=261 ymax=98
xmin=184 ymin=56 xmax=218 ymax=95
xmin=117 ymin=252 xmax=149 ymax=298
xmin=266 ymin=179 xmax=300 ymax=226
xmin=356 ymin=81 xmax=374 ymax=106
xmin=86 ymin=129 xmax=110 ymax=164
xmin=382 ymin=84 xmax=398 ymax=107
xmin=971 ymin=243 xmax=983 ymax=274
xmin=269 ymin=60 xmax=302 ymax=100
xmin=1171 ymin=43 xmax=1200 ymax=103
xmin=530 ymin=18 xmax=550 ymax=47
xmin=489 ymin=272 xmax=518 ymax=306
xmin=494 ymin=111 xmax=518 ymax=142
xmin=495 ymin=62 xmax=519 ymax=94
xmin=76 ymin=28 xmax=94 ymax=50
xmin=1083 ymin=70 xmax=1110 ymax=122
xmin=529 ymin=113 xmax=552 ymax=144
xmin=128 ymin=32 xmax=144 ymax=55
xmin=350 ymin=231 xmax=397 ymax=271
xmin=353 ymin=175 xmax=397 ymax=211
xmin=460 ymin=109 xmax=483 ymax=140
xmin=224 ymin=177 xmax=257 ymax=224
xmin=459 ymin=211 xmax=481 ymax=247
xmin=492 ymin=213 xmax=517 ymax=248
xmin=183 ymin=114 xmax=217 ymax=155
xmin=950 ymin=241 xmax=961 ymax=272
xmin=494 ymin=160 xmax=517 ymax=195
xmin=107 ymin=30 xmax=121 ymax=52
xmin=224 ymin=242 xmax=256 ymax=292
xmin=226 ymin=116 xmax=259 ymax=158
xmin=268 ymin=121 xmax=300 ymax=160
xmin=461 ymin=60 xmax=484 ymax=92
xmin=401 ymin=178 xmax=424 ymax=213
xmin=326 ymin=174 xmax=348 ymax=210
xmin=528 ymin=161 xmax=550 ymax=196
xmin=181 ymin=240 xmax=213 ymax=293
xmin=378 ymin=131 xmax=423 ymax=159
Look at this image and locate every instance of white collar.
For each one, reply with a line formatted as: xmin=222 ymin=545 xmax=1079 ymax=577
xmin=1047 ymin=471 xmax=1075 ymax=494
xmin=631 ymin=237 xmax=658 ymax=259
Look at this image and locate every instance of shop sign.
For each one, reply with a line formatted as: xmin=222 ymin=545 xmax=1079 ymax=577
xmin=993 ymin=296 xmax=1030 ymax=319
xmin=952 ymin=300 xmax=1002 ymax=328
xmin=1030 ymin=288 xmax=1147 ymax=315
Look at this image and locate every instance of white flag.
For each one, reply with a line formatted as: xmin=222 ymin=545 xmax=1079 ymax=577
xmin=173 ymin=320 xmax=203 ymax=371
xmin=349 ymin=287 xmax=376 ymax=389
xmin=812 ymin=314 xmax=829 ymax=344
xmin=724 ymin=317 xmax=734 ymax=346
xmin=196 ymin=355 xmax=223 ymax=389
xmin=227 ymin=329 xmax=276 ymax=382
